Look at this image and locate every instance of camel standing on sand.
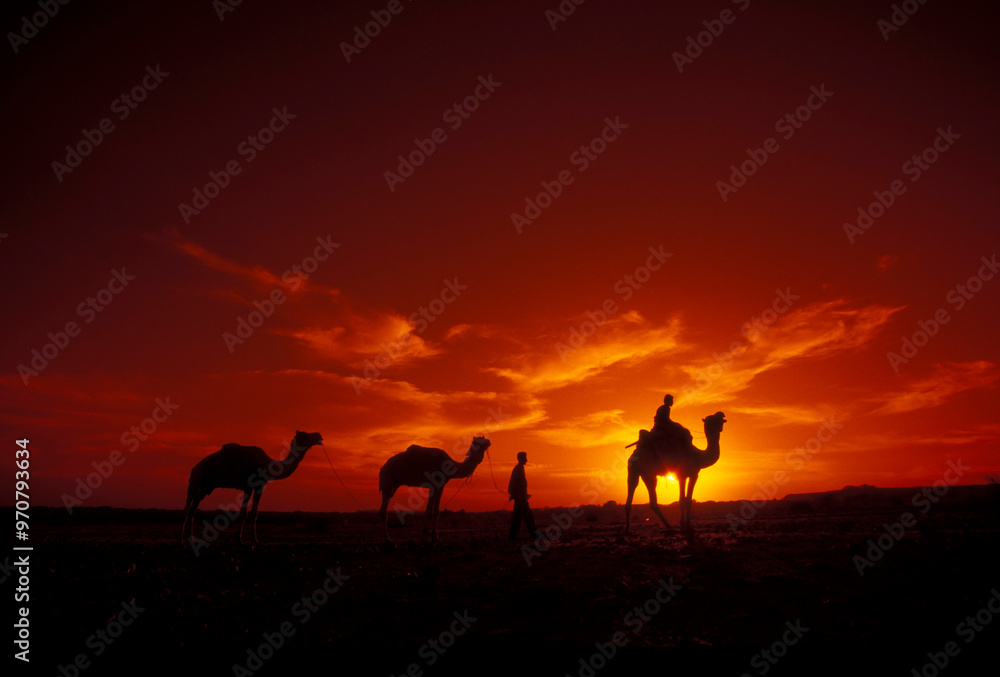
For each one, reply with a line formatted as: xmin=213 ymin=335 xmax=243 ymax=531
xmin=625 ymin=412 xmax=726 ymax=533
xmin=181 ymin=430 xmax=324 ymax=546
xmin=378 ymin=436 xmax=491 ymax=542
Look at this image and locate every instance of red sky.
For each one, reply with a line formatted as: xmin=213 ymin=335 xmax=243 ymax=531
xmin=2 ymin=0 xmax=998 ymax=515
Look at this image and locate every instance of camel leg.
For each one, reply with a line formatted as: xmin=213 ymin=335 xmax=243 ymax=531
xmin=678 ymin=477 xmax=687 ymax=532
xmin=181 ymin=494 xmax=194 ymax=545
xmin=643 ymin=475 xmax=671 ymax=531
xmin=247 ymin=487 xmax=263 ymax=545
xmin=378 ymin=487 xmax=397 ymax=542
xmin=236 ymin=489 xmax=252 ymax=545
xmin=430 ymin=487 xmax=444 ymax=542
xmin=181 ymin=490 xmax=205 ymax=545
xmin=181 ymin=493 xmax=194 ymax=546
xmin=625 ymin=462 xmax=640 ymax=534
xmin=423 ymin=487 xmax=437 ymax=541
xmin=683 ymin=474 xmax=699 ymax=532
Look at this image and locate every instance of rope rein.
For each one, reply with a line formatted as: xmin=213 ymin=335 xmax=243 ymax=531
xmin=441 ymin=474 xmax=475 ymax=510
xmin=443 ymin=446 xmax=508 ymax=510
xmin=485 ymin=448 xmax=508 ymax=495
xmin=320 ymin=444 xmax=370 ymax=511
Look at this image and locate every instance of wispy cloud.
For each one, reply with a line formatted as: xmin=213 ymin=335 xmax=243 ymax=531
xmin=727 ymin=403 xmax=839 ymax=427
xmin=488 ymin=311 xmax=683 ymax=392
xmin=680 ymin=299 xmax=904 ymax=407
xmin=831 ymin=423 xmax=1000 ymax=454
xmin=154 ymin=227 xmax=288 ymax=290
xmin=280 ymin=317 xmax=441 ymax=366
xmin=154 ymin=228 xmax=450 ymax=367
xmin=871 ymin=361 xmax=1000 ymax=415
xmin=274 ymin=370 xmax=549 ymax=464
xmin=533 ymin=409 xmax=640 ymax=449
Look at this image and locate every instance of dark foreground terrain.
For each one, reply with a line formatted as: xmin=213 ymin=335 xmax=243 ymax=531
xmin=6 ymin=485 xmax=999 ymax=675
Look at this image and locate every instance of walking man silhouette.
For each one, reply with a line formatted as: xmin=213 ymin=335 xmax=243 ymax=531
xmin=508 ymin=452 xmax=539 ymax=541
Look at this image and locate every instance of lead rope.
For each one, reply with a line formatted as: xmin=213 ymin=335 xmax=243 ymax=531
xmin=319 ymin=444 xmax=370 ymax=511
xmin=442 ymin=474 xmax=476 ymax=510
xmin=442 ymin=448 xmax=509 ymax=511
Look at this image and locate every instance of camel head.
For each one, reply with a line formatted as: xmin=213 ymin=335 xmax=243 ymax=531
xmin=292 ymin=430 xmax=324 ymax=454
xmin=467 ymin=435 xmax=491 ymax=461
xmin=702 ymin=412 xmax=727 ymax=435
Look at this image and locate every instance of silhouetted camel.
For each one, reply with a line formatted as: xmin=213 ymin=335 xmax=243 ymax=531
xmin=180 ymin=430 xmax=323 ymax=546
xmin=625 ymin=412 xmax=726 ymax=533
xmin=378 ymin=436 xmax=491 ymax=542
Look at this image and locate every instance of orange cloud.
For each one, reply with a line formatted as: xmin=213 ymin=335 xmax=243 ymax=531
xmin=282 ymin=317 xmax=441 ymax=367
xmin=153 ymin=227 xmax=286 ymax=289
xmin=488 ymin=311 xmax=684 ymax=392
xmin=154 ymin=229 xmax=456 ymax=368
xmin=680 ymin=299 xmax=904 ymax=407
xmin=533 ymin=409 xmax=640 ymax=449
xmin=871 ymin=361 xmax=999 ymax=415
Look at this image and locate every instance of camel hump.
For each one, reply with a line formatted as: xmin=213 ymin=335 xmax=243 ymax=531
xmin=405 ymin=444 xmax=443 ymax=455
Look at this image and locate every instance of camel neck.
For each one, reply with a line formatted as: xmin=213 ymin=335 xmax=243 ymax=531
xmin=700 ymin=430 xmax=722 ymax=469
xmin=455 ymin=454 xmax=482 ymax=478
xmin=274 ymin=439 xmax=309 ymax=480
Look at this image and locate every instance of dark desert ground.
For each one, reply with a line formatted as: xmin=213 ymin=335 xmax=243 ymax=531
xmin=4 ymin=1 xmax=1000 ymax=674
xmin=8 ymin=485 xmax=999 ymax=675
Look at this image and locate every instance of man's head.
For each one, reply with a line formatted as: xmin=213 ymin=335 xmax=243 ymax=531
xmin=517 ymin=452 xmax=527 ymax=464
xmin=663 ymin=394 xmax=674 ymax=406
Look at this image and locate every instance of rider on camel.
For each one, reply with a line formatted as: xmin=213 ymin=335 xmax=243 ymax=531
xmin=632 ymin=393 xmax=693 ymax=454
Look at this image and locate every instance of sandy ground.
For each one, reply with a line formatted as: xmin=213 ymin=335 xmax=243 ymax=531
xmin=6 ymin=487 xmax=999 ymax=675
